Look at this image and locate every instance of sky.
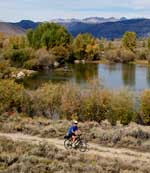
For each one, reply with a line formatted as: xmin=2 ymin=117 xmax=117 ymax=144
xmin=0 ymin=0 xmax=150 ymax=22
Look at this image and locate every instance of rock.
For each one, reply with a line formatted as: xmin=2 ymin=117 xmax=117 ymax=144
xmin=54 ymin=61 xmax=60 ymax=68
xmin=81 ymin=60 xmax=85 ymax=64
xmin=74 ymin=60 xmax=81 ymax=64
xmin=11 ymin=73 xmax=16 ymax=78
xmin=16 ymin=71 xmax=25 ymax=79
xmin=100 ymin=120 xmax=112 ymax=129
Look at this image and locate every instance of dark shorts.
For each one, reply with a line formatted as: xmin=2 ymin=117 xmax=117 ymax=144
xmin=68 ymin=132 xmax=76 ymax=138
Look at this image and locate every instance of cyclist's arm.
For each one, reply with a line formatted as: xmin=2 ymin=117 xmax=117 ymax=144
xmin=74 ymin=129 xmax=81 ymax=135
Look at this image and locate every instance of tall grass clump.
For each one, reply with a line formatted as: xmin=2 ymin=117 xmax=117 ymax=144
xmin=28 ymin=83 xmax=62 ymax=118
xmin=60 ymin=83 xmax=83 ymax=120
xmin=110 ymin=89 xmax=135 ymax=125
xmin=0 ymin=80 xmax=140 ymax=125
xmin=141 ymin=90 xmax=150 ymax=125
xmin=82 ymin=88 xmax=112 ymax=122
xmin=0 ymin=80 xmax=25 ymax=114
xmin=106 ymin=48 xmax=136 ymax=63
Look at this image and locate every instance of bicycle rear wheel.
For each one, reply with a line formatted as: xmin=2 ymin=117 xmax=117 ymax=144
xmin=64 ymin=139 xmax=72 ymax=150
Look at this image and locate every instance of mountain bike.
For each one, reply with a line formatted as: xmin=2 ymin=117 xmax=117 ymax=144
xmin=64 ymin=134 xmax=89 ymax=152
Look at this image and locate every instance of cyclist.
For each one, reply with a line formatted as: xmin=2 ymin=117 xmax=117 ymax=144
xmin=67 ymin=120 xmax=80 ymax=143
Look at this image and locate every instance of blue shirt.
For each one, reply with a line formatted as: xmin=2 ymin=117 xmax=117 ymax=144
xmin=68 ymin=125 xmax=78 ymax=135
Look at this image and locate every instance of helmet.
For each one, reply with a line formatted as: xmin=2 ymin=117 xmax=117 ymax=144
xmin=73 ymin=120 xmax=78 ymax=124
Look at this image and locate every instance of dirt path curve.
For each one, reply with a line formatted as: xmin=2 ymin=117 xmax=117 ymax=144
xmin=0 ymin=132 xmax=150 ymax=165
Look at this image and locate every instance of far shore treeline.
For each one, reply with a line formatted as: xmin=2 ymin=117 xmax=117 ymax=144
xmin=0 ymin=22 xmax=150 ymax=74
xmin=0 ymin=22 xmax=150 ymax=125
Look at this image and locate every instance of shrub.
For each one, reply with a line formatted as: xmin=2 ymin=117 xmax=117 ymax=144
xmin=0 ymin=60 xmax=11 ymax=73
xmin=106 ymin=49 xmax=136 ymax=63
xmin=29 ymin=83 xmax=62 ymax=118
xmin=105 ymin=49 xmax=119 ymax=63
xmin=35 ymin=48 xmax=55 ymax=67
xmin=82 ymin=89 xmax=112 ymax=122
xmin=0 ymin=80 xmax=25 ymax=114
xmin=23 ymin=59 xmax=39 ymax=70
xmin=141 ymin=90 xmax=150 ymax=125
xmin=120 ymin=49 xmax=136 ymax=63
xmin=110 ymin=89 xmax=135 ymax=125
xmin=138 ymin=50 xmax=148 ymax=60
xmin=7 ymin=35 xmax=27 ymax=49
xmin=3 ymin=48 xmax=32 ymax=67
xmin=60 ymin=83 xmax=83 ymax=120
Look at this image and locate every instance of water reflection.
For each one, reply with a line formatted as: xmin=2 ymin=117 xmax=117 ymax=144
xmin=147 ymin=66 xmax=150 ymax=87
xmin=73 ymin=63 xmax=98 ymax=84
xmin=22 ymin=63 xmax=150 ymax=91
xmin=122 ymin=64 xmax=136 ymax=88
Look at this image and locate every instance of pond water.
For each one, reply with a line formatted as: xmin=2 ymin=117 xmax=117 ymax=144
xmin=22 ymin=63 xmax=150 ymax=91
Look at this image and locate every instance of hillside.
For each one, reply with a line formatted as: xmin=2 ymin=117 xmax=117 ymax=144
xmin=0 ymin=22 xmax=25 ymax=35
xmin=62 ymin=18 xmax=150 ymax=39
xmin=13 ymin=20 xmax=40 ymax=30
xmin=1 ymin=18 xmax=150 ymax=39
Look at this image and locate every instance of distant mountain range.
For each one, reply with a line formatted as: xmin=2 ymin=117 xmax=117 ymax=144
xmin=49 ymin=17 xmax=127 ymax=24
xmin=0 ymin=17 xmax=150 ymax=39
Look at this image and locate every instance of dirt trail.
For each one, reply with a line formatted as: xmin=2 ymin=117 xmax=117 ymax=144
xmin=0 ymin=132 xmax=150 ymax=164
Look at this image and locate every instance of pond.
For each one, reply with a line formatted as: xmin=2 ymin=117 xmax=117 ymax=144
xmin=22 ymin=63 xmax=150 ymax=91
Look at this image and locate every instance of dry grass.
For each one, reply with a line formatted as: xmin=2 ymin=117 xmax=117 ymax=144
xmin=0 ymin=136 xmax=149 ymax=173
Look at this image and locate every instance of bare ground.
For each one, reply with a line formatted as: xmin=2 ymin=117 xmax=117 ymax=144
xmin=0 ymin=132 xmax=149 ymax=169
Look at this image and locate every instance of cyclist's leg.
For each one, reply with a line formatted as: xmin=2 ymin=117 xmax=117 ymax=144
xmin=72 ymin=133 xmax=76 ymax=143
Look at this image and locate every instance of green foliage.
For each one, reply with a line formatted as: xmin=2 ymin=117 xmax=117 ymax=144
xmin=3 ymin=48 xmax=33 ymax=67
xmin=23 ymin=58 xmax=39 ymax=70
xmin=122 ymin=32 xmax=137 ymax=51
xmin=27 ymin=23 xmax=72 ymax=50
xmin=141 ymin=90 xmax=150 ymax=125
xmin=0 ymin=80 xmax=25 ymax=114
xmin=73 ymin=33 xmax=100 ymax=60
xmin=51 ymin=46 xmax=71 ymax=62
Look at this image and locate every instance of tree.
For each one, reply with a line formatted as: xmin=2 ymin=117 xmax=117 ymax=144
xmin=122 ymin=32 xmax=137 ymax=51
xmin=26 ymin=23 xmax=72 ymax=50
xmin=73 ymin=34 xmax=100 ymax=60
xmin=51 ymin=46 xmax=70 ymax=62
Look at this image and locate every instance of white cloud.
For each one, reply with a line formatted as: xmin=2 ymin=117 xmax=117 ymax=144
xmin=0 ymin=0 xmax=150 ymax=21
xmin=132 ymin=0 xmax=150 ymax=9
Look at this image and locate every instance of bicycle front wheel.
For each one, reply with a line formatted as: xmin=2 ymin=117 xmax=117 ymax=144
xmin=79 ymin=141 xmax=88 ymax=152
